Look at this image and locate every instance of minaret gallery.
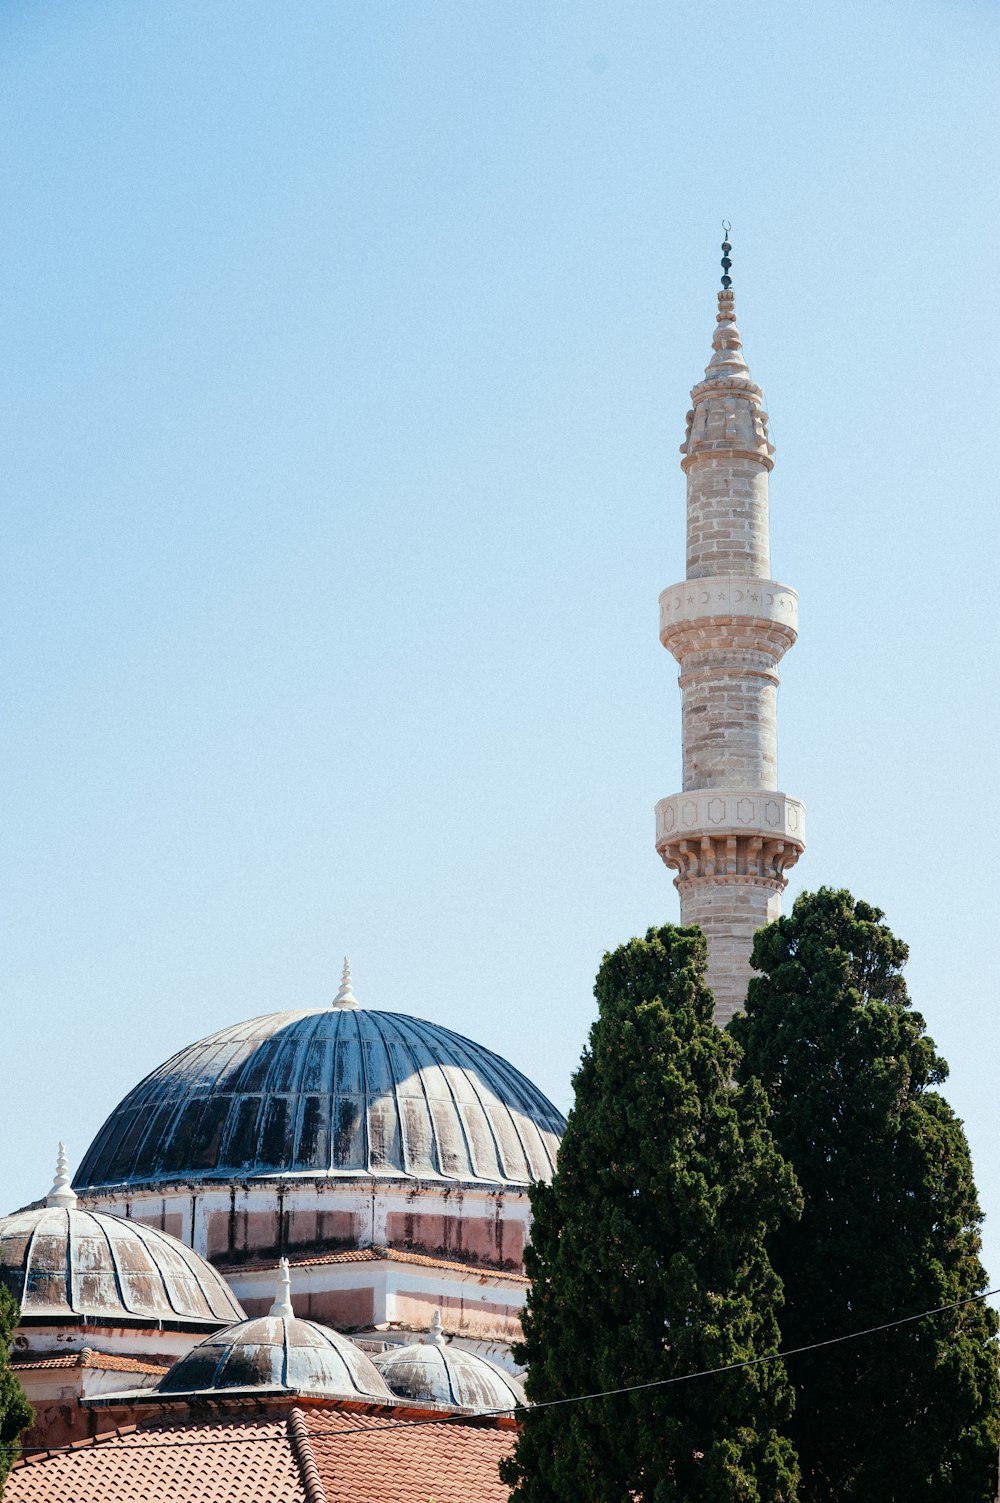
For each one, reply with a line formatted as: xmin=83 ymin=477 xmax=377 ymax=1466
xmin=655 ymin=234 xmax=805 ymax=1025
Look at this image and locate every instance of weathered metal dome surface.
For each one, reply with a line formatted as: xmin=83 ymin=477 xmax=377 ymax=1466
xmin=0 ymin=1205 xmax=245 ymax=1328
xmin=75 ymin=1005 xmax=565 ymax=1190
xmin=158 ymin=1313 xmax=394 ymax=1400
xmin=374 ymin=1320 xmax=526 ymax=1412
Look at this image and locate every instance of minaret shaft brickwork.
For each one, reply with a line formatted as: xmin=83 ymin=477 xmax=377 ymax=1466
xmin=655 ymin=283 xmax=805 ymax=1025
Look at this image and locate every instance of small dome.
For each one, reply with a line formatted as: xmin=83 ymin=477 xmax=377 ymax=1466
xmin=75 ymin=1002 xmax=565 ymax=1190
xmin=159 ymin=1265 xmax=391 ymax=1402
xmin=374 ymin=1312 xmax=526 ymax=1412
xmin=0 ymin=1198 xmax=244 ymax=1329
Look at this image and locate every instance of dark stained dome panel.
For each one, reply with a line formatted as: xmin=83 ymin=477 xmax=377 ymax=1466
xmin=74 ymin=1008 xmax=565 ymax=1191
xmin=158 ymin=1312 xmax=394 ymax=1401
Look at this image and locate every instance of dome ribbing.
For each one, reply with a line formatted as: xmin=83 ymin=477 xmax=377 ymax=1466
xmin=75 ymin=1007 xmax=564 ymax=1190
xmin=374 ymin=1314 xmax=526 ymax=1411
xmin=158 ymin=1313 xmax=393 ymax=1401
xmin=0 ymin=1206 xmax=245 ymax=1328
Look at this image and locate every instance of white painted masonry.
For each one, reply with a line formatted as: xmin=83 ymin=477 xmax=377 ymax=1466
xmin=655 ymin=283 xmax=804 ymax=1024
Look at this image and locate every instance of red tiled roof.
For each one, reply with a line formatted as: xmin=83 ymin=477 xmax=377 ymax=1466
xmin=219 ymin=1244 xmax=529 ymax=1284
xmin=8 ymin=1416 xmax=307 ymax=1503
xmin=378 ymin=1248 xmax=528 ymax=1284
xmin=302 ymin=1406 xmax=516 ymax=1503
xmin=11 ymin=1355 xmax=83 ymax=1372
xmin=6 ymin=1405 xmax=517 ymax=1503
xmin=84 ymin=1351 xmax=174 ymax=1375
xmin=11 ymin=1349 xmax=172 ymax=1376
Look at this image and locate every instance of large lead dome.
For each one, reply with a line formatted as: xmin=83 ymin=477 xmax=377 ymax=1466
xmin=75 ymin=1002 xmax=564 ymax=1191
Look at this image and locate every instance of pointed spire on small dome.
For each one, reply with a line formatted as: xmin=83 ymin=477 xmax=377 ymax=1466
xmin=332 ymin=957 xmax=359 ymax=1010
xmin=269 ymin=1257 xmax=295 ymax=1319
xmin=46 ymin=1142 xmax=78 ymax=1209
xmin=428 ymin=1309 xmax=446 ymax=1347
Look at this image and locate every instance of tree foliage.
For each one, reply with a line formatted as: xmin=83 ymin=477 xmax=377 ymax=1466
xmin=730 ymin=887 xmax=1000 ymax=1503
xmin=502 ymin=924 xmax=802 ymax=1503
xmin=0 ymin=1276 xmax=32 ymax=1492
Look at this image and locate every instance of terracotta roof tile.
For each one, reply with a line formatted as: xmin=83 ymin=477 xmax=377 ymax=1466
xmin=302 ymin=1406 xmax=516 ymax=1503
xmin=84 ymin=1351 xmax=174 ymax=1375
xmin=379 ymin=1248 xmax=528 ymax=1284
xmin=7 ymin=1403 xmax=516 ymax=1503
xmin=11 ymin=1354 xmax=81 ymax=1371
xmin=219 ymin=1245 xmax=528 ymax=1284
xmin=11 ymin=1350 xmax=172 ymax=1376
xmin=7 ymin=1416 xmax=308 ymax=1503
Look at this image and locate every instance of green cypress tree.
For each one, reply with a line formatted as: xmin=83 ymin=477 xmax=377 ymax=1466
xmin=0 ymin=1278 xmax=32 ymax=1490
xmin=501 ymin=924 xmax=801 ymax=1503
xmin=731 ymin=887 xmax=1000 ymax=1503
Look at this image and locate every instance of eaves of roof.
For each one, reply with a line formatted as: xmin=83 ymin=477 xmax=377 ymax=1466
xmin=11 ymin=1349 xmax=173 ymax=1377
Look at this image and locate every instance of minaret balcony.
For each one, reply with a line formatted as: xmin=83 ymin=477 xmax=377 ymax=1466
xmin=659 ymin=576 xmax=798 ymax=661
xmin=655 ymin=789 xmax=805 ymax=864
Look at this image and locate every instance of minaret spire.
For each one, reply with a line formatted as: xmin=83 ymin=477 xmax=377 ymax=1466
xmin=655 ymin=235 xmax=805 ymax=1024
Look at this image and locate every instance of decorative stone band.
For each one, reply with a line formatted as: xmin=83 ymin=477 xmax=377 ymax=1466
xmin=659 ymin=835 xmax=801 ymax=889
xmin=659 ymin=577 xmax=798 ymax=654
xmin=690 ymin=375 xmax=763 ymax=403
xmin=655 ymin=790 xmax=805 ymax=886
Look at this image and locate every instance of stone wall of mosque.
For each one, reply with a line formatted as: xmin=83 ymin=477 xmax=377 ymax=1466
xmin=81 ymin=1177 xmax=529 ymax=1273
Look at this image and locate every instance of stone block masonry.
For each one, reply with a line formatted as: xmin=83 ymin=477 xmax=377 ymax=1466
xmin=655 ymin=284 xmax=804 ymax=1025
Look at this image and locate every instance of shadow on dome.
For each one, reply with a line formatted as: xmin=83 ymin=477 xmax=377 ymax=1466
xmin=73 ymin=1001 xmax=565 ymax=1191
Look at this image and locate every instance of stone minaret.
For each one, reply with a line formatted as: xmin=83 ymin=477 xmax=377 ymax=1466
xmin=655 ymin=237 xmax=805 ymax=1025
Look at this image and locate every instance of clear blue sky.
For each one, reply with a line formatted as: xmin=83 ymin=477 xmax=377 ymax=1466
xmin=3 ymin=1 xmax=999 ymax=1282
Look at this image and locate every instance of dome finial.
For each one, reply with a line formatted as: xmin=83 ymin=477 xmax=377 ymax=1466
xmin=332 ymin=956 xmax=359 ymax=1009
xmin=46 ymin=1141 xmax=78 ymax=1208
xmin=269 ymin=1257 xmax=295 ymax=1319
xmin=720 ymin=220 xmax=733 ymax=290
xmin=428 ymin=1308 xmax=446 ymax=1346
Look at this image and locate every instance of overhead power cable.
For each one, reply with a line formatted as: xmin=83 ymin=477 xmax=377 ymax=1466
xmin=9 ymin=1284 xmax=998 ymax=1457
